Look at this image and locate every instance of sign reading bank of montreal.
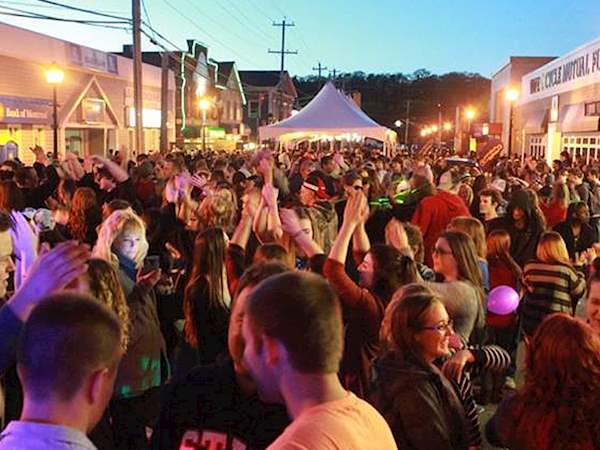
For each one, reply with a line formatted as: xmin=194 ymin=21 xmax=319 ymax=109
xmin=522 ymin=38 xmax=600 ymax=101
xmin=0 ymin=96 xmax=52 ymax=125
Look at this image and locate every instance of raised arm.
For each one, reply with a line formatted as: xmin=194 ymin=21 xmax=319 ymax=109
xmin=280 ymin=208 xmax=323 ymax=258
xmin=91 ymin=155 xmax=129 ymax=183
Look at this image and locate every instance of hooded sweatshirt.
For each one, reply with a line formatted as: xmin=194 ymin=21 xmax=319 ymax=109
xmin=488 ymin=190 xmax=544 ymax=268
xmin=412 ymin=190 xmax=471 ymax=267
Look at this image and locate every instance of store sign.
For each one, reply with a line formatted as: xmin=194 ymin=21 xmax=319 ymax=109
xmin=522 ymin=38 xmax=600 ymax=103
xmin=69 ymin=43 xmax=118 ymax=74
xmin=127 ymin=107 xmax=161 ymax=128
xmin=0 ymin=95 xmax=52 ymax=124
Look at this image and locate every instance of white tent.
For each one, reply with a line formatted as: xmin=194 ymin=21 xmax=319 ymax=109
xmin=259 ymin=82 xmax=396 ymax=149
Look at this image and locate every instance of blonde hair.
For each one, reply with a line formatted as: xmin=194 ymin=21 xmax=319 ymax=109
xmin=93 ymin=208 xmax=149 ymax=269
xmin=197 ymin=188 xmax=237 ymax=233
xmin=449 ymin=216 xmax=487 ymax=259
xmin=536 ymin=231 xmax=570 ymax=265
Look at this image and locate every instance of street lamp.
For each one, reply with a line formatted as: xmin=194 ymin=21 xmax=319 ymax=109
xmin=443 ymin=121 xmax=452 ymax=131
xmin=464 ymin=108 xmax=476 ymax=153
xmin=505 ymin=88 xmax=519 ymax=158
xmin=46 ymin=65 xmax=64 ymax=159
xmin=198 ymin=97 xmax=211 ymax=152
xmin=394 ymin=120 xmax=402 ymax=128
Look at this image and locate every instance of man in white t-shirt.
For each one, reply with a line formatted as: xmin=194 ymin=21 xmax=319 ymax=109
xmin=241 ymin=271 xmax=397 ymax=450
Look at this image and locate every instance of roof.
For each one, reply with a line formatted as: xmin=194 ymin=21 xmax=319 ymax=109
xmin=259 ymin=82 xmax=395 ymax=143
xmin=239 ymin=70 xmax=285 ymax=87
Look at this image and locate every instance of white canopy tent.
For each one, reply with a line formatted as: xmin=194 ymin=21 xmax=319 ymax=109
xmin=259 ymin=82 xmax=396 ymax=153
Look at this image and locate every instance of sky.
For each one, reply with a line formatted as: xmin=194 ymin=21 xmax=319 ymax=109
xmin=1 ymin=0 xmax=600 ymax=78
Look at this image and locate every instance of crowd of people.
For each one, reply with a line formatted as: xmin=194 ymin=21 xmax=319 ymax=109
xmin=0 ymin=142 xmax=599 ymax=450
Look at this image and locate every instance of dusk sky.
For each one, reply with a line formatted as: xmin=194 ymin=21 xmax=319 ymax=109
xmin=2 ymin=0 xmax=600 ymax=77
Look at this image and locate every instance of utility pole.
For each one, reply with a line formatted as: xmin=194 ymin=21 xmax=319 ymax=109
xmin=312 ymin=61 xmax=327 ymax=79
xmin=437 ymin=104 xmax=442 ymax=147
xmin=268 ymin=18 xmax=298 ymax=73
xmin=330 ymin=68 xmax=337 ymax=79
xmin=404 ymin=99 xmax=410 ymax=145
xmin=132 ymin=0 xmax=144 ymax=155
xmin=160 ymin=51 xmax=169 ymax=154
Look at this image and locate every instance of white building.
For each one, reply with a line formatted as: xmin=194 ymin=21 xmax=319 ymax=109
xmin=491 ymin=36 xmax=600 ymax=165
xmin=0 ymin=22 xmax=176 ymax=163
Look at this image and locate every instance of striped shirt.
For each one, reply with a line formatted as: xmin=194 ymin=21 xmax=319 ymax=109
xmin=520 ymin=261 xmax=586 ymax=336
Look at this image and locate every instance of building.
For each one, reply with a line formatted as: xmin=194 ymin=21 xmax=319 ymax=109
xmin=238 ymin=70 xmax=297 ymax=137
xmin=122 ymin=40 xmax=247 ymax=151
xmin=0 ymin=22 xmax=176 ymax=163
xmin=490 ymin=56 xmax=556 ymax=153
xmin=491 ymin=36 xmax=600 ymax=164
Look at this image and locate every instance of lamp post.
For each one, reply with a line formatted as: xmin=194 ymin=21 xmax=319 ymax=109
xmin=464 ymin=108 xmax=476 ymax=154
xmin=199 ymin=97 xmax=211 ymax=152
xmin=45 ymin=66 xmax=64 ymax=159
xmin=505 ymin=88 xmax=519 ymax=159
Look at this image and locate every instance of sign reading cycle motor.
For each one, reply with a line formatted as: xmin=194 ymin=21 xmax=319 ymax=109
xmin=522 ymin=38 xmax=600 ymax=101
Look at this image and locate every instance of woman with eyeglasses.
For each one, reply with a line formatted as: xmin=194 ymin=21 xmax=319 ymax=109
xmin=426 ymin=230 xmax=486 ymax=344
xmin=371 ymin=283 xmax=510 ymax=449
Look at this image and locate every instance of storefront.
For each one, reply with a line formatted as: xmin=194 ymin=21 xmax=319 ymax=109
xmin=0 ymin=22 xmax=176 ymax=163
xmin=518 ymin=36 xmax=600 ymax=164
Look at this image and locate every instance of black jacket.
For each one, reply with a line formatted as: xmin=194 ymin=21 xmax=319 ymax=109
xmin=553 ymin=220 xmax=597 ymax=260
xmin=369 ymin=352 xmax=468 ymax=450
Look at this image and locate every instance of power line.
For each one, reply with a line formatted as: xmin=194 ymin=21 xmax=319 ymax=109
xmin=159 ymin=0 xmax=259 ymax=66
xmin=219 ymin=0 xmax=274 ymax=43
xmin=0 ymin=5 xmax=130 ymax=28
xmin=34 ymin=0 xmax=129 ymax=20
xmin=175 ymin=0 xmax=269 ymax=51
xmin=1 ymin=0 xmax=126 ymax=15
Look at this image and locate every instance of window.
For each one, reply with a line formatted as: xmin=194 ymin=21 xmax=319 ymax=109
xmin=528 ymin=135 xmax=546 ymax=158
xmin=248 ymin=100 xmax=259 ymax=118
xmin=585 ymin=101 xmax=600 ymax=116
xmin=562 ymin=132 xmax=600 ymax=164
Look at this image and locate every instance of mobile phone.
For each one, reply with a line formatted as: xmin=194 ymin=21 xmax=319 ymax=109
xmin=142 ymin=255 xmax=160 ymax=273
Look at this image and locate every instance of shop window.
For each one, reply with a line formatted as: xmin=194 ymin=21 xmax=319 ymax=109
xmin=585 ymin=101 xmax=600 ymax=116
xmin=248 ymin=100 xmax=259 ymax=118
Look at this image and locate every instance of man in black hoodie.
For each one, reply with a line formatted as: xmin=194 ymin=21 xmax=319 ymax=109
xmin=488 ymin=189 xmax=545 ymax=267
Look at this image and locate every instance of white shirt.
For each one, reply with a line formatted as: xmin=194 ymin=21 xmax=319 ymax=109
xmin=0 ymin=421 xmax=97 ymax=450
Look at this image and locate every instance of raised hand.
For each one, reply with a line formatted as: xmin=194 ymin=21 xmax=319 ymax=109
xmin=9 ymin=212 xmax=38 ymax=289
xmin=279 ymin=208 xmax=302 ymax=236
xmin=9 ymin=241 xmax=91 ymax=321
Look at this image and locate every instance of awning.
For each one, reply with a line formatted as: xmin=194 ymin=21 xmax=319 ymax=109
xmin=522 ymin=109 xmax=548 ymax=134
xmin=559 ymin=103 xmax=600 ymax=133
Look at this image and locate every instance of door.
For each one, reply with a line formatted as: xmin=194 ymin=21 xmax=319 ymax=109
xmin=88 ymin=129 xmax=105 ymax=156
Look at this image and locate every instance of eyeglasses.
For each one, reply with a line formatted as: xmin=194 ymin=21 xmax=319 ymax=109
xmin=420 ymin=319 xmax=454 ymax=333
xmin=432 ymin=246 xmax=453 ymax=256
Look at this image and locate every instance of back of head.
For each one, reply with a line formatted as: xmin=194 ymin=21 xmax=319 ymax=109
xmin=448 ymin=216 xmax=487 ymax=259
xmin=522 ymin=314 xmax=600 ymax=447
xmin=370 ymin=244 xmax=420 ymax=302
xmin=536 ymin=231 xmax=570 ymax=265
xmin=17 ymin=293 xmax=122 ymax=402
xmin=246 ymin=271 xmax=343 ymax=373
xmin=254 ymin=243 xmax=289 ymax=266
xmin=486 ymin=229 xmax=511 ymax=258
xmin=0 ymin=180 xmax=24 ymax=212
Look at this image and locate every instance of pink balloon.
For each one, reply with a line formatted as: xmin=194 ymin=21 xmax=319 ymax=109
xmin=487 ymin=285 xmax=519 ymax=315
